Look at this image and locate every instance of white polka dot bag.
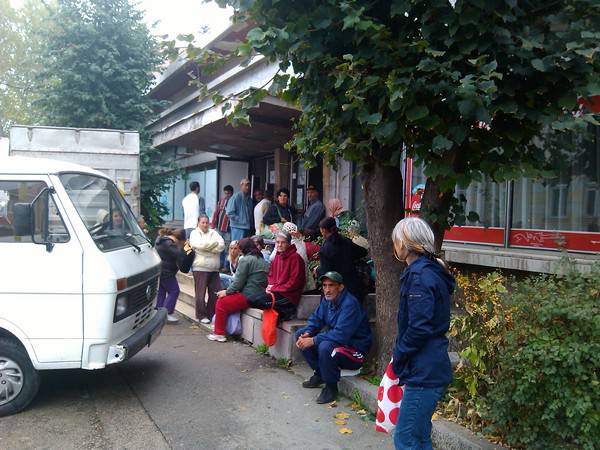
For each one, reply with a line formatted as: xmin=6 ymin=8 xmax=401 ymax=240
xmin=375 ymin=358 xmax=404 ymax=433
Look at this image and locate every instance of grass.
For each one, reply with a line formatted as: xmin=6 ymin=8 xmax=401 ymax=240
xmin=255 ymin=343 xmax=269 ymax=355
xmin=363 ymin=374 xmax=382 ymax=386
xmin=276 ymin=358 xmax=293 ymax=369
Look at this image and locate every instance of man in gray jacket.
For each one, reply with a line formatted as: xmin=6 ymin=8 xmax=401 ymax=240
xmin=302 ymin=185 xmax=326 ymax=238
xmin=226 ymin=178 xmax=253 ymax=241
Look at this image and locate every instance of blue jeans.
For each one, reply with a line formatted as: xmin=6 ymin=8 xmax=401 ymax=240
xmin=393 ymin=385 xmax=446 ymax=450
xmin=230 ymin=227 xmax=250 ymax=242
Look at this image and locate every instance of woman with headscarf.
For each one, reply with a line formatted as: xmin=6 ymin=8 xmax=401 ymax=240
xmin=327 ymin=198 xmax=353 ymax=229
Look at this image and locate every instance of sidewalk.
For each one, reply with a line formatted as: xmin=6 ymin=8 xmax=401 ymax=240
xmin=174 ymin=304 xmax=505 ymax=450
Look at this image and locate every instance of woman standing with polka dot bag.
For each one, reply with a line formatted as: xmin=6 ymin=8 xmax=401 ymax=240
xmin=376 ymin=217 xmax=454 ymax=450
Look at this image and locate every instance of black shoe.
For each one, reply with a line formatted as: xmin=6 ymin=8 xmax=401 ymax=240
xmin=316 ymin=384 xmax=338 ymax=404
xmin=302 ymin=373 xmax=323 ymax=389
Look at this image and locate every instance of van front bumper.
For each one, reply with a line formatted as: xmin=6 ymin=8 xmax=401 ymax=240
xmin=107 ymin=308 xmax=167 ymax=364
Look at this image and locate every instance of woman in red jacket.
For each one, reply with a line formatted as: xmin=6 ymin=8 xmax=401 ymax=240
xmin=246 ymin=231 xmax=306 ymax=321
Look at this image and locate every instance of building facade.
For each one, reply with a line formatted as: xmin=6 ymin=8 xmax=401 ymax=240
xmin=148 ymin=23 xmax=599 ymax=273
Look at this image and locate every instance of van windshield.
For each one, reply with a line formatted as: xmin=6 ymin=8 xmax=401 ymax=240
xmin=59 ymin=173 xmax=147 ymax=252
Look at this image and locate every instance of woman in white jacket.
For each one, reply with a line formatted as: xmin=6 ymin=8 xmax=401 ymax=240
xmin=190 ymin=214 xmax=225 ymax=324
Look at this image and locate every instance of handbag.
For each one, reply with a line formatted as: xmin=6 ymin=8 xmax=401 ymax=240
xmin=177 ymin=240 xmax=195 ymax=273
xmin=261 ymin=292 xmax=278 ymax=347
xmin=375 ymin=358 xmax=405 ymax=433
xmin=211 ymin=312 xmax=242 ymax=335
xmin=227 ymin=312 xmax=242 ymax=335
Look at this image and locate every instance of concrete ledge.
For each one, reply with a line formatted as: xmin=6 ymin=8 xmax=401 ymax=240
xmin=444 ymin=243 xmax=598 ymax=274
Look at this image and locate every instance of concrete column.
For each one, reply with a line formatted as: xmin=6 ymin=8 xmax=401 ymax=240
xmin=274 ymin=147 xmax=290 ymax=193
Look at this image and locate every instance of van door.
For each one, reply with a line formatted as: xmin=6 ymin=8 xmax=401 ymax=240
xmin=0 ymin=176 xmax=83 ymax=366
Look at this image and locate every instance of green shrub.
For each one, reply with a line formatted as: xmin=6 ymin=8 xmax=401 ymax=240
xmin=485 ymin=264 xmax=600 ymax=450
xmin=445 ymin=271 xmax=512 ymax=431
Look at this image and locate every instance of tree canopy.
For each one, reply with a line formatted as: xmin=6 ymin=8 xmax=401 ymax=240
xmin=0 ymin=0 xmax=49 ymax=135
xmin=181 ymin=0 xmax=600 ymax=367
xmin=32 ymin=0 xmax=177 ymax=228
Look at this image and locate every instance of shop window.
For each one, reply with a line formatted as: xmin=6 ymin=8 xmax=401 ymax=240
xmin=512 ymin=125 xmax=600 ymax=233
xmin=411 ymin=164 xmax=505 ymax=228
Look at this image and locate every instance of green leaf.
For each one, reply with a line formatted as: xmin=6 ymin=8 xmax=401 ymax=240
xmin=406 ymin=105 xmax=429 ymax=122
xmin=558 ymin=94 xmax=577 ymax=110
xmin=374 ymin=121 xmax=397 ymax=140
xmin=358 ymin=111 xmax=382 ymax=125
xmin=432 ymin=135 xmax=454 ymax=152
xmin=246 ymin=27 xmax=266 ymax=43
xmin=531 ymin=59 xmax=547 ymax=72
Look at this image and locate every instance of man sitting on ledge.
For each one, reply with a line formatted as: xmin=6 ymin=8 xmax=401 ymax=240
xmin=295 ymin=271 xmax=372 ymax=404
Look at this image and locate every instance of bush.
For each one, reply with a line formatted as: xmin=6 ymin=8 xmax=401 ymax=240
xmin=485 ymin=264 xmax=600 ymax=449
xmin=444 ymin=271 xmax=512 ymax=431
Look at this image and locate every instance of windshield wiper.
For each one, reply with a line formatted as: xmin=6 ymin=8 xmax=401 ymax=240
xmin=94 ymin=233 xmax=141 ymax=253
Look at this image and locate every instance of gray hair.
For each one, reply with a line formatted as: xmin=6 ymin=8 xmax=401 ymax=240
xmin=198 ymin=214 xmax=210 ymax=222
xmin=392 ymin=217 xmax=447 ymax=269
xmin=274 ymin=231 xmax=292 ymax=243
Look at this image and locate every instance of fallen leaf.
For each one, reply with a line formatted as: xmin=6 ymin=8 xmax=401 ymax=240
xmin=431 ymin=413 xmax=439 ymax=421
xmin=356 ymin=409 xmax=368 ymax=416
xmin=334 ymin=412 xmax=350 ymax=420
xmin=326 ymin=401 xmax=337 ymax=409
xmin=188 ymin=325 xmax=199 ymax=329
xmin=334 ymin=419 xmax=347 ymax=425
xmin=338 ymin=427 xmax=353 ymax=434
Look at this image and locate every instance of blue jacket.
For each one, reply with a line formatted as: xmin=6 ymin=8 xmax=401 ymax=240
xmin=298 ymin=289 xmax=372 ymax=354
xmin=393 ymin=255 xmax=454 ymax=388
xmin=225 ymin=192 xmax=253 ymax=230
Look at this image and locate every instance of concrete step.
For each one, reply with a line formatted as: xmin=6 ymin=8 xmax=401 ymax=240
xmin=176 ymin=271 xmax=194 ymax=291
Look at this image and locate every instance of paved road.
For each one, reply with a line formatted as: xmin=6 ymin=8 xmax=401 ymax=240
xmin=0 ymin=319 xmax=393 ymax=450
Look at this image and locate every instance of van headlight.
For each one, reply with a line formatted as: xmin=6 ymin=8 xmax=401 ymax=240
xmin=115 ymin=295 xmax=128 ymax=320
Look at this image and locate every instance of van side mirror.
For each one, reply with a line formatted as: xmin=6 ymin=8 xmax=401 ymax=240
xmin=13 ymin=203 xmax=33 ymax=236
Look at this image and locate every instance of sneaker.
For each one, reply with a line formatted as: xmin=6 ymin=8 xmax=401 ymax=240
xmin=316 ymin=384 xmax=338 ymax=404
xmin=207 ymin=333 xmax=227 ymax=342
xmin=200 ymin=318 xmax=211 ymax=324
xmin=167 ymin=314 xmax=179 ymax=324
xmin=302 ymin=373 xmax=323 ymax=389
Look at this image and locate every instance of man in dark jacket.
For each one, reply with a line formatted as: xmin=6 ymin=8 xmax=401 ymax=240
xmin=301 ymin=185 xmax=326 ymax=238
xmin=295 ymin=271 xmax=372 ymax=404
xmin=316 ymin=217 xmax=368 ymax=301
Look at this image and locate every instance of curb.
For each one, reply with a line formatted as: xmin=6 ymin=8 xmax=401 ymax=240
xmin=336 ymin=375 xmax=505 ymax=450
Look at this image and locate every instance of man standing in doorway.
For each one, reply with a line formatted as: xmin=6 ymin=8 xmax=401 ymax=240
xmin=302 ymin=185 xmax=326 ymax=239
xmin=226 ymin=178 xmax=253 ymax=241
xmin=183 ymin=181 xmax=201 ymax=239
xmin=254 ymin=189 xmax=272 ymax=235
xmin=212 ymin=185 xmax=234 ymax=267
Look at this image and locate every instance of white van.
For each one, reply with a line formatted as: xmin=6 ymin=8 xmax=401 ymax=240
xmin=0 ymin=156 xmax=165 ymax=416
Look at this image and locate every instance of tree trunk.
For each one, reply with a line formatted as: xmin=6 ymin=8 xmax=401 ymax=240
xmin=362 ymin=160 xmax=405 ymax=373
xmin=422 ymin=177 xmax=455 ymax=253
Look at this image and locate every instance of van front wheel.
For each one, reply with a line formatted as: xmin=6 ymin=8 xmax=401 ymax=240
xmin=0 ymin=337 xmax=40 ymax=416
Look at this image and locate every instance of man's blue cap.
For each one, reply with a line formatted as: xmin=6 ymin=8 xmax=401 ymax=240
xmin=318 ymin=271 xmax=344 ymax=284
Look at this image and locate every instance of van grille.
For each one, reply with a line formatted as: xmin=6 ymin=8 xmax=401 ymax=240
xmin=114 ymin=275 xmax=158 ymax=323
xmin=132 ymin=303 xmax=154 ymax=330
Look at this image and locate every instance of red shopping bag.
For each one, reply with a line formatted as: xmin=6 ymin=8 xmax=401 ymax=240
xmin=261 ymin=293 xmax=278 ymax=347
xmin=375 ymin=358 xmax=404 ymax=433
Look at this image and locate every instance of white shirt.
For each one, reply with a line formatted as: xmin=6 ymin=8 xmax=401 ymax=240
xmin=182 ymin=192 xmax=200 ymax=229
xmin=254 ymin=198 xmax=271 ymax=234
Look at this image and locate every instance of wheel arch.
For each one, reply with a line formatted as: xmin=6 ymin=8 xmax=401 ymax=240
xmin=0 ymin=322 xmax=40 ymax=369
